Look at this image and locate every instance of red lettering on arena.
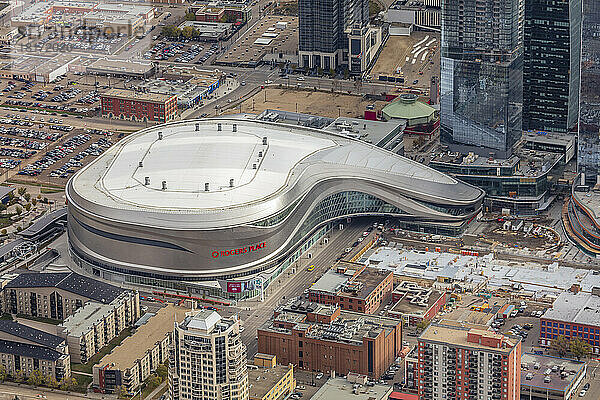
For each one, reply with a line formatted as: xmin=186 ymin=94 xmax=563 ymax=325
xmin=211 ymin=242 xmax=266 ymax=258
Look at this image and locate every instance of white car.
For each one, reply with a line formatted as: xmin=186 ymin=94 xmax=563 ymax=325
xmin=265 ymin=80 xmax=273 ymax=84
xmin=297 ymin=77 xmax=305 ymax=81
xmin=579 ymin=389 xmax=586 ymax=397
xmin=316 ymin=372 xmax=324 ymax=379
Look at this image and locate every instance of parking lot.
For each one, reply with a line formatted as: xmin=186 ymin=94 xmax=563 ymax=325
xmin=145 ymin=41 xmax=220 ymax=66
xmin=29 ymin=28 xmax=130 ymax=55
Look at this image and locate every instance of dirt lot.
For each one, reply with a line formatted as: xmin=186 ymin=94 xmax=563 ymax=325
xmin=370 ymin=32 xmax=440 ymax=89
xmin=229 ymin=87 xmax=387 ymax=118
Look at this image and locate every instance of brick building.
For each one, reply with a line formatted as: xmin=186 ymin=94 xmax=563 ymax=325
xmin=417 ymin=323 xmax=521 ymax=400
xmin=539 ymin=290 xmax=600 ymax=355
xmin=101 ymin=89 xmax=177 ymax=123
xmin=308 ymin=263 xmax=393 ymax=314
xmin=257 ymin=298 xmax=402 ymax=379
xmin=387 ymin=281 xmax=446 ymax=326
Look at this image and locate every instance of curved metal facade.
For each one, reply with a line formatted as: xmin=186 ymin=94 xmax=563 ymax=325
xmin=66 ymin=118 xmax=484 ymax=282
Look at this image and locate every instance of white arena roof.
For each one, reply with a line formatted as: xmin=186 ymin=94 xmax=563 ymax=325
xmin=73 ymin=118 xmax=457 ymax=211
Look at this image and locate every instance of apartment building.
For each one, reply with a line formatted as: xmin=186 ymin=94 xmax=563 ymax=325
xmin=94 ymin=305 xmax=189 ymax=394
xmin=0 ymin=272 xmax=140 ymax=324
xmin=100 ymin=88 xmax=177 ymax=122
xmin=417 ymin=323 xmax=521 ymax=400
xmin=0 ymin=320 xmax=70 ymax=382
xmin=169 ymin=310 xmax=248 ymax=400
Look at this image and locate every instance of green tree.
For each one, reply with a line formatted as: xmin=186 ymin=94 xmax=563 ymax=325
xmin=329 ymin=68 xmax=335 ymax=77
xmin=569 ymin=338 xmax=592 ymax=360
xmin=15 ymin=205 xmax=22 ymax=215
xmin=181 ymin=25 xmax=195 ymax=39
xmin=23 ymin=193 xmax=30 ymax=202
xmin=0 ymin=203 xmax=6 ymax=215
xmin=416 ymin=319 xmax=430 ymax=333
xmin=117 ymin=385 xmax=128 ymax=399
xmin=550 ymin=335 xmax=570 ymax=357
xmin=185 ymin=11 xmax=196 ymax=21
xmin=0 ymin=229 xmax=6 ymax=236
xmin=27 ymin=369 xmax=44 ymax=386
xmin=14 ymin=369 xmax=26 ymax=383
xmin=17 ymin=187 xmax=25 ymax=197
xmin=31 ymin=198 xmax=36 ymax=206
xmin=0 ymin=364 xmax=6 ymax=382
xmin=24 ymin=203 xmax=31 ymax=212
xmin=147 ymin=375 xmax=161 ymax=390
xmin=45 ymin=376 xmax=59 ymax=388
xmin=156 ymin=364 xmax=168 ymax=380
xmin=7 ymin=191 xmax=14 ymax=201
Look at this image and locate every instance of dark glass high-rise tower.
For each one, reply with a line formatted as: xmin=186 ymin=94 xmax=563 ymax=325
xmin=298 ymin=0 xmax=369 ymax=70
xmin=578 ymin=0 xmax=600 ymax=184
xmin=440 ymin=0 xmax=524 ymax=157
xmin=523 ymin=0 xmax=581 ymax=134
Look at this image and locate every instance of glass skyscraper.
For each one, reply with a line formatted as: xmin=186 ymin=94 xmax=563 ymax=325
xmin=523 ymin=0 xmax=581 ymax=134
xmin=578 ymin=0 xmax=600 ymax=184
xmin=440 ymin=0 xmax=524 ymax=157
xmin=298 ymin=0 xmax=368 ymax=70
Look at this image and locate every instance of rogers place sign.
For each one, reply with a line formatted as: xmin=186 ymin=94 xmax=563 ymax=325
xmin=212 ymin=242 xmax=266 ymax=258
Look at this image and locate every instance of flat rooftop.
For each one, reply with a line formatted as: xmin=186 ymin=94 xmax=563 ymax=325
xmin=542 ymin=292 xmax=600 ymax=326
xmin=101 ymin=88 xmax=174 ymax=103
xmin=89 ymin=58 xmax=153 ymax=74
xmin=420 ymin=323 xmax=518 ymax=353
xmin=248 ymin=364 xmax=292 ymax=399
xmin=60 ymin=301 xmax=116 ymax=337
xmin=521 ymin=353 xmax=585 ymax=393
xmin=96 ymin=305 xmax=189 ymax=370
xmin=310 ymin=265 xmax=390 ymax=300
xmin=262 ymin=298 xmax=400 ymax=345
xmin=390 ymin=281 xmax=444 ymax=316
xmin=311 ymin=377 xmax=392 ymax=400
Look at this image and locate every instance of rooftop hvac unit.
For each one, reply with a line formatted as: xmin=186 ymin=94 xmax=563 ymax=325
xmin=195 ymin=123 xmax=199 ymax=131
xmin=158 ymin=131 xmax=163 ymax=140
xmin=138 ymin=161 xmax=143 ymax=168
xmin=262 ymin=136 xmax=267 ymax=145
xmin=233 ymin=124 xmax=237 ymax=132
xmin=144 ymin=177 xmax=150 ymax=185
xmin=229 ymin=179 xmax=234 ymax=187
xmin=217 ymin=123 xmax=222 ymax=131
xmin=252 ymin=163 xmax=257 ymax=169
xmin=205 ymin=183 xmax=209 ymax=192
xmin=162 ymin=181 xmax=167 ymax=190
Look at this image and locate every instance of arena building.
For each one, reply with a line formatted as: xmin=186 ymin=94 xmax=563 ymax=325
xmin=66 ymin=118 xmax=484 ymax=299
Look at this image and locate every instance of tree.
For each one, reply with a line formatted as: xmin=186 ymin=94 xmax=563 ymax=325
xmin=31 ymin=198 xmax=36 ymax=206
xmin=416 ymin=319 xmax=430 ymax=333
xmin=23 ymin=193 xmax=30 ymax=202
xmin=0 ymin=203 xmax=6 ymax=215
xmin=27 ymin=369 xmax=44 ymax=386
xmin=14 ymin=369 xmax=26 ymax=383
xmin=156 ymin=364 xmax=168 ymax=380
xmin=45 ymin=376 xmax=59 ymax=389
xmin=17 ymin=187 xmax=25 ymax=197
xmin=24 ymin=203 xmax=31 ymax=212
xmin=182 ymin=25 xmax=195 ymax=39
xmin=0 ymin=229 xmax=6 ymax=236
xmin=569 ymin=338 xmax=592 ymax=360
xmin=0 ymin=364 xmax=6 ymax=382
xmin=117 ymin=385 xmax=128 ymax=399
xmin=59 ymin=376 xmax=77 ymax=391
xmin=185 ymin=11 xmax=196 ymax=21
xmin=15 ymin=205 xmax=22 ymax=216
xmin=147 ymin=375 xmax=162 ymax=390
xmin=550 ymin=335 xmax=570 ymax=357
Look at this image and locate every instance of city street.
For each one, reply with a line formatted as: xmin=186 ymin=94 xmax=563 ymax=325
xmin=236 ymin=219 xmax=373 ymax=357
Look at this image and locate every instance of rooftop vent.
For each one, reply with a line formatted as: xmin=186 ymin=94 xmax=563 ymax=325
xmin=144 ymin=177 xmax=150 ymax=186
xmin=138 ymin=161 xmax=143 ymax=168
xmin=229 ymin=178 xmax=234 ymax=187
xmin=217 ymin=123 xmax=222 ymax=131
xmin=252 ymin=163 xmax=257 ymax=169
xmin=262 ymin=136 xmax=267 ymax=145
xmin=195 ymin=123 xmax=199 ymax=131
xmin=205 ymin=182 xmax=210 ymax=192
xmin=162 ymin=181 xmax=167 ymax=190
xmin=158 ymin=131 xmax=163 ymax=140
xmin=258 ymin=151 xmax=263 ymax=158
xmin=233 ymin=124 xmax=237 ymax=132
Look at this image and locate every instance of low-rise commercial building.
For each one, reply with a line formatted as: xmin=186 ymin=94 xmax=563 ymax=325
xmin=417 ymin=323 xmax=521 ymax=400
xmin=189 ymin=1 xmax=251 ymax=23
xmin=247 ymin=354 xmax=295 ymax=400
xmin=94 ymin=304 xmax=189 ymax=394
xmin=388 ymin=281 xmax=446 ymax=326
xmin=311 ymin=374 xmax=393 ymax=400
xmin=540 ymin=290 xmax=600 ymax=355
xmin=520 ymin=353 xmax=586 ymax=400
xmin=169 ymin=310 xmax=248 ymax=400
xmin=308 ymin=263 xmax=393 ymax=314
xmin=258 ymin=298 xmax=402 ymax=379
xmin=0 ymin=320 xmax=70 ymax=382
xmin=87 ymin=58 xmax=155 ymax=79
xmin=100 ymin=88 xmax=178 ymax=122
xmin=59 ymin=292 xmax=138 ymax=363
xmin=0 ymin=272 xmax=139 ymax=324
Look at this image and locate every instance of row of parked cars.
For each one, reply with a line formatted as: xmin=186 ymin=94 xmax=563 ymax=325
xmin=0 ymin=126 xmax=62 ymax=142
xmin=4 ymin=99 xmax=96 ymax=114
xmin=18 ymin=134 xmax=92 ymax=177
xmin=0 ymin=148 xmax=35 ymax=159
xmin=0 ymin=136 xmax=47 ymax=151
xmin=0 ymin=159 xmax=20 ymax=169
xmin=49 ymin=137 xmax=111 ymax=178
